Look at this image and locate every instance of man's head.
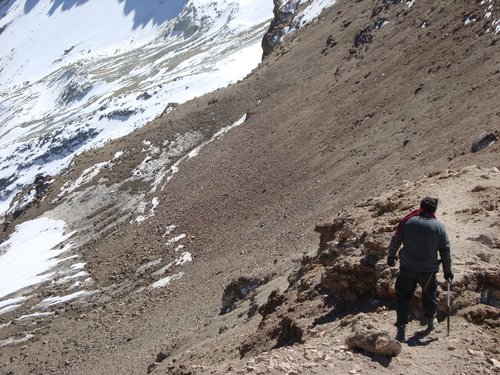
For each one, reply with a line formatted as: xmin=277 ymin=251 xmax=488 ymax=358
xmin=420 ymin=197 xmax=438 ymax=213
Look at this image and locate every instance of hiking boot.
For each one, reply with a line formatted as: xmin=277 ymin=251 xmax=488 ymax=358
xmin=426 ymin=317 xmax=438 ymax=331
xmin=396 ymin=325 xmax=406 ymax=342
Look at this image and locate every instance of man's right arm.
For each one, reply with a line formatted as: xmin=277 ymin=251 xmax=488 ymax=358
xmin=388 ymin=231 xmax=402 ymax=258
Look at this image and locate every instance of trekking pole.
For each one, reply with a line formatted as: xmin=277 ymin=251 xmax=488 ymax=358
xmin=447 ymin=280 xmax=451 ymax=336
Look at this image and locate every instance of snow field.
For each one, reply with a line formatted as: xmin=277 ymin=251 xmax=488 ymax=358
xmin=0 ymin=217 xmax=76 ymax=300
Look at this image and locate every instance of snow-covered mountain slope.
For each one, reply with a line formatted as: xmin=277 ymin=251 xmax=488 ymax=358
xmin=0 ymin=0 xmax=275 ymax=215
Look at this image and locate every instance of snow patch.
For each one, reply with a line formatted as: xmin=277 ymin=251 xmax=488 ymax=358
xmin=70 ymin=262 xmax=86 ymax=270
xmin=167 ymin=234 xmax=187 ymax=245
xmin=294 ymin=0 xmax=337 ymax=27
xmin=175 ymin=252 xmax=192 ymax=266
xmin=136 ymin=258 xmax=163 ymax=274
xmin=16 ymin=312 xmax=55 ymax=321
xmin=0 ymin=217 xmax=75 ymax=299
xmin=0 ymin=304 xmax=21 ymax=316
xmin=150 ymin=272 xmax=184 ymax=289
xmin=162 ymin=225 xmax=177 ymax=237
xmin=0 ymin=296 xmax=28 ymax=310
xmin=464 ymin=14 xmax=480 ymax=26
xmin=38 ymin=290 xmax=87 ymax=307
xmin=0 ymin=334 xmax=35 ymax=348
xmin=56 ymin=271 xmax=88 ymax=284
xmin=132 ymin=196 xmax=160 ymax=223
xmin=58 ymin=161 xmax=111 ymax=197
xmin=113 ymin=151 xmax=124 ymax=160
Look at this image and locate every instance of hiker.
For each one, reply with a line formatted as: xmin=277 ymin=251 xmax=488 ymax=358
xmin=386 ymin=197 xmax=453 ymax=342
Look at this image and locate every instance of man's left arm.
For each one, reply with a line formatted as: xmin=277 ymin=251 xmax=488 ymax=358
xmin=387 ymin=231 xmax=402 ymax=267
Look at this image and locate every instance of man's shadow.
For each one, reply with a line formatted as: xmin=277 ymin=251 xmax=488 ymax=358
xmin=406 ymin=328 xmax=439 ymax=347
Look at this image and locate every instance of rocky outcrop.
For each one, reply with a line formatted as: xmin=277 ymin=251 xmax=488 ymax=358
xmin=220 ymin=277 xmax=261 ymax=314
xmin=261 ymin=0 xmax=299 ymax=58
xmin=314 ymin=216 xmax=396 ymax=303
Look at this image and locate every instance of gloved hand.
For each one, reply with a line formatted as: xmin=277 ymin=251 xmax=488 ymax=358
xmin=444 ymin=272 xmax=454 ymax=282
xmin=387 ymin=256 xmax=397 ymax=267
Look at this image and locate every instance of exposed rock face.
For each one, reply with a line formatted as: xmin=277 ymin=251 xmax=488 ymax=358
xmin=261 ymin=0 xmax=299 ymax=58
xmin=220 ymin=277 xmax=261 ymax=315
xmin=315 ymin=216 xmax=396 ymax=303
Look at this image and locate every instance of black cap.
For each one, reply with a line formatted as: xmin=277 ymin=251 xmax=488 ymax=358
xmin=420 ymin=197 xmax=438 ymax=213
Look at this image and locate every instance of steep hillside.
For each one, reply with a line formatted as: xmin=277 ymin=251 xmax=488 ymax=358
xmin=0 ymin=0 xmax=499 ymax=374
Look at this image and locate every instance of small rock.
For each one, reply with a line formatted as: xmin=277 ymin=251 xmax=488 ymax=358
xmin=477 ymin=253 xmax=492 ymax=263
xmin=471 ymin=185 xmax=487 ymax=192
xmin=488 ymin=358 xmax=500 ymax=368
xmin=468 ymin=348 xmax=485 ymax=357
xmin=155 ymin=351 xmax=169 ymax=363
xmin=471 ymin=132 xmax=498 ymax=153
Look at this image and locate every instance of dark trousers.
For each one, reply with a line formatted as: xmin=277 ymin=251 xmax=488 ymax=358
xmin=395 ymin=267 xmax=437 ymax=326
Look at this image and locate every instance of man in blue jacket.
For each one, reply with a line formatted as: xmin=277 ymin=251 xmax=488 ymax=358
xmin=387 ymin=197 xmax=453 ymax=342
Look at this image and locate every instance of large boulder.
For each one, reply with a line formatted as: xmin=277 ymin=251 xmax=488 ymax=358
xmin=344 ymin=314 xmax=402 ymax=356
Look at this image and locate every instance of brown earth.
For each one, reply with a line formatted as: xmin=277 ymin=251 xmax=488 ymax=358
xmin=0 ymin=0 xmax=499 ymax=374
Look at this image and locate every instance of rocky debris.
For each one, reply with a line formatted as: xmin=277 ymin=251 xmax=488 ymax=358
xmin=159 ymin=102 xmax=179 ymax=118
xmin=321 ymin=34 xmax=337 ymax=54
xmin=373 ymin=18 xmax=389 ymax=30
xmin=371 ymin=0 xmax=403 ymax=18
xmin=148 ymin=351 xmax=171 ymax=373
xmin=459 ymin=304 xmax=500 ymax=328
xmin=257 ymin=289 xmax=285 ymax=319
xmin=353 ymin=27 xmax=373 ymax=48
xmin=354 ymin=113 xmax=375 ymax=127
xmin=414 ymin=83 xmax=424 ymax=95
xmin=471 ymin=132 xmax=498 ymax=153
xmin=1 ymin=0 xmax=500 ymax=369
xmin=34 ymin=174 xmax=51 ymax=200
xmin=344 ymin=314 xmax=402 ymax=356
xmin=58 ymin=80 xmax=93 ymax=105
xmin=273 ymin=316 xmax=304 ymax=348
xmin=239 ymin=315 xmax=304 ymax=359
xmin=314 ymin=216 xmax=395 ymax=303
xmin=163 ymin=363 xmax=196 ymax=375
xmin=467 ymin=234 xmax=500 ymax=249
xmin=99 ymin=109 xmax=138 ymax=121
xmin=137 ymin=92 xmax=152 ymax=101
xmin=220 ymin=277 xmax=261 ymax=315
